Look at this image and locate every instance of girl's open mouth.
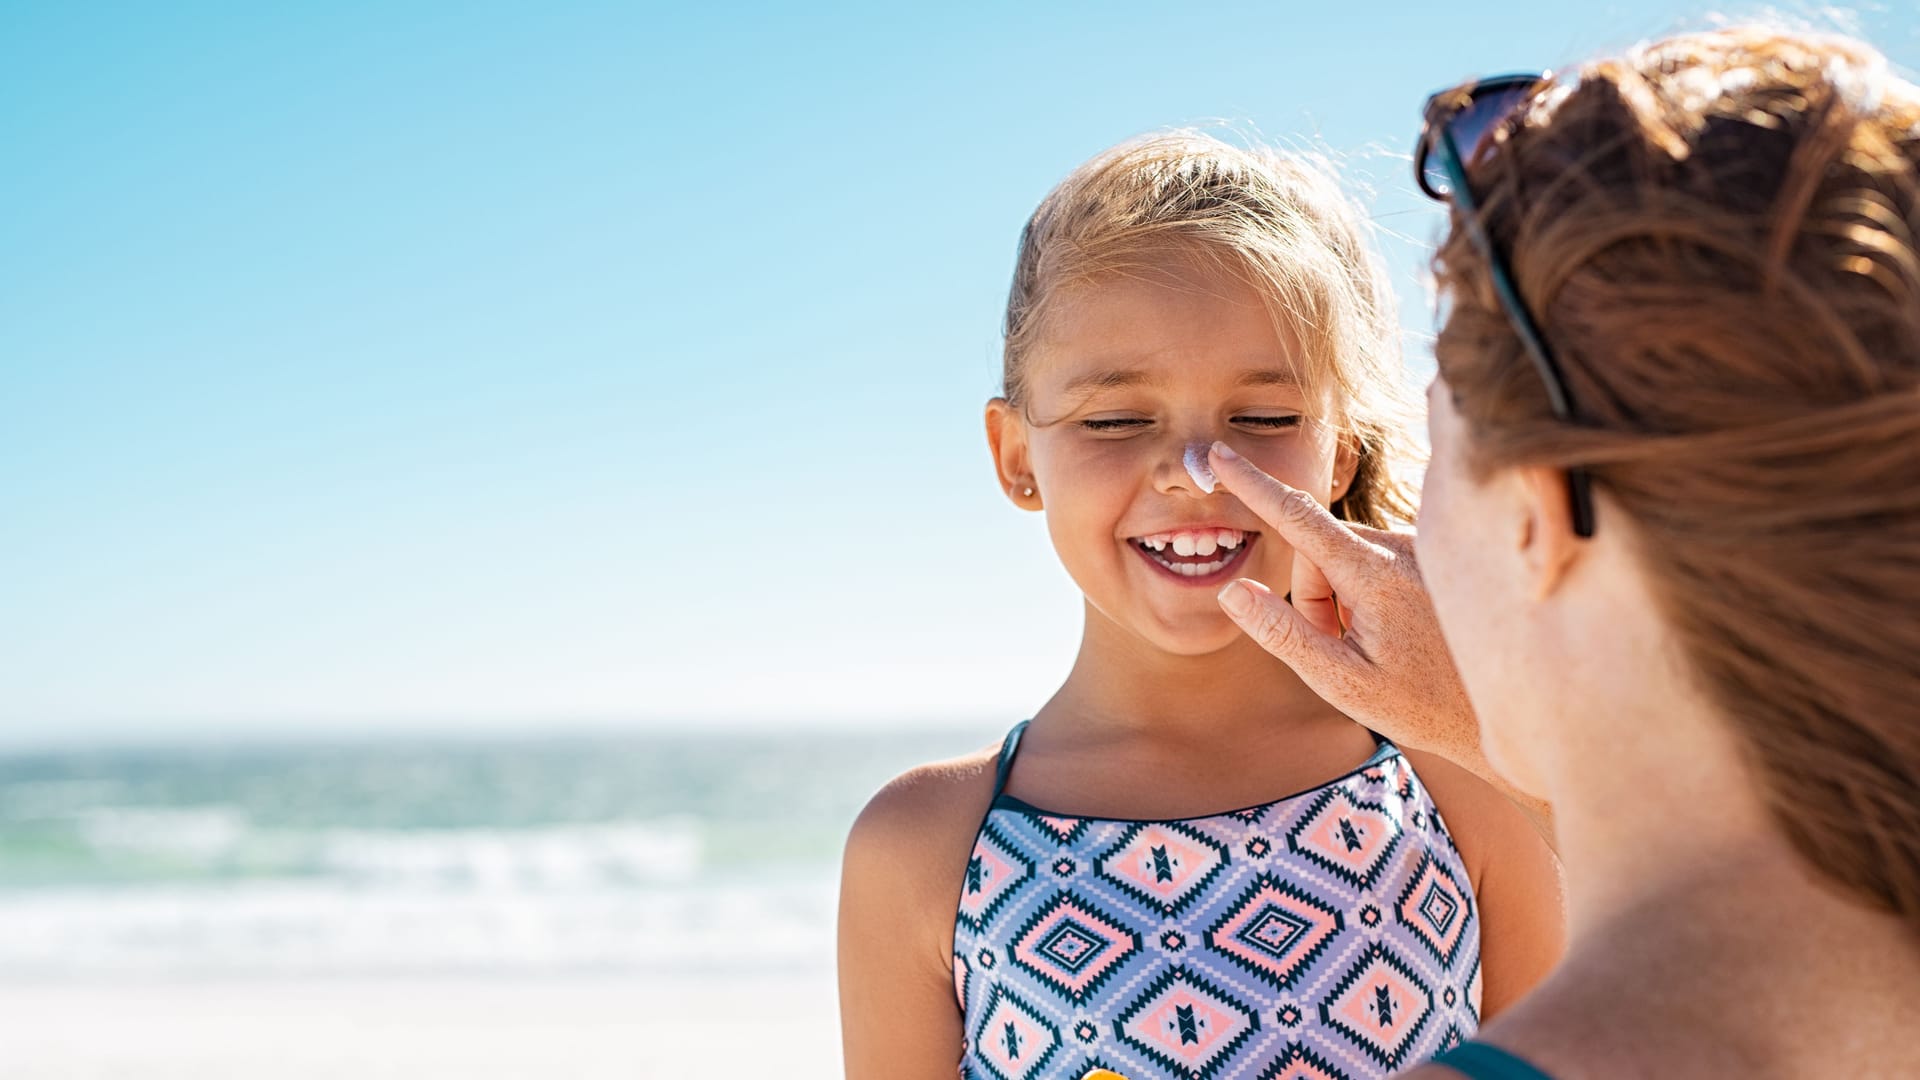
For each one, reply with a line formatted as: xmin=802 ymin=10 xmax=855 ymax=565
xmin=1128 ymin=528 xmax=1258 ymax=585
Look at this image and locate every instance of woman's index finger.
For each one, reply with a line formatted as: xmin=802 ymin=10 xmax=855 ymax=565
xmin=1208 ymin=442 xmax=1379 ymax=579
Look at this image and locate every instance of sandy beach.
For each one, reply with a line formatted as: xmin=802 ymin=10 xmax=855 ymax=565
xmin=0 ymin=973 xmax=842 ymax=1079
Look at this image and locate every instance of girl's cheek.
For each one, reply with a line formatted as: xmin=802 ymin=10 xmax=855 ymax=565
xmin=1243 ymin=440 xmax=1327 ymax=489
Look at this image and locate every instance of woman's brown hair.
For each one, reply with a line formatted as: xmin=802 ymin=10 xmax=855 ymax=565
xmin=1434 ymin=28 xmax=1920 ymax=926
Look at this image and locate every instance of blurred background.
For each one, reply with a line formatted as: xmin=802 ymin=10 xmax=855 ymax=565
xmin=3 ymin=2 xmax=1915 ymax=1076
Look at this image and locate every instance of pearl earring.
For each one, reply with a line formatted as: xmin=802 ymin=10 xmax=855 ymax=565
xmin=1021 ymin=486 xmax=1035 ymax=498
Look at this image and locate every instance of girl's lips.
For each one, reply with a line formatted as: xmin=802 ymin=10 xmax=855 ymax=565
xmin=1128 ymin=533 xmax=1258 ymax=587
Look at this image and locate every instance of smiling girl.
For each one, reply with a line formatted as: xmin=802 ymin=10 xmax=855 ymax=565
xmin=838 ymin=133 xmax=1563 ymax=1080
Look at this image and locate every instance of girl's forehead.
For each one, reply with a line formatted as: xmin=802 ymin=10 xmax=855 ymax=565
xmin=1026 ymin=274 xmax=1320 ymax=401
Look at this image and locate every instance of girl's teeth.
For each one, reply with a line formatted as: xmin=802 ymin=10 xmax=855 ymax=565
xmin=1172 ymin=558 xmax=1228 ymax=576
xmin=1133 ymin=530 xmax=1250 ymax=567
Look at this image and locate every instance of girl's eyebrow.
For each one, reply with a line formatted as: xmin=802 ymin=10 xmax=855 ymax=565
xmin=1059 ymin=366 xmax=1300 ymax=394
xmin=1060 ymin=368 xmax=1158 ymax=394
xmin=1236 ymin=367 xmax=1301 ymax=388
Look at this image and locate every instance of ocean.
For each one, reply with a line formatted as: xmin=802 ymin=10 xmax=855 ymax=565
xmin=0 ymin=724 xmax=998 ymax=984
xmin=0 ymin=724 xmax=1005 ymax=1076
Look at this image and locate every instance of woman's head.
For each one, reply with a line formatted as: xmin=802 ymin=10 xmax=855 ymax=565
xmin=986 ymin=132 xmax=1420 ymax=653
xmin=1419 ymin=28 xmax=1920 ymax=924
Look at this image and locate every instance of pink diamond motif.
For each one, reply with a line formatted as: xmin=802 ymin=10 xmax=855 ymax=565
xmin=1205 ymin=875 xmax=1344 ymax=990
xmin=1318 ymin=943 xmax=1434 ymax=1070
xmin=1095 ymin=822 xmax=1230 ymax=916
xmin=958 ymin=823 xmax=1034 ymax=932
xmin=1030 ymin=814 xmax=1088 ymax=844
xmin=1395 ymin=851 xmax=1472 ymax=966
xmin=1113 ymin=968 xmax=1260 ymax=1080
xmin=1286 ymin=787 xmax=1402 ymax=890
xmin=972 ymin=985 xmax=1061 ymax=1080
xmin=1007 ymin=892 xmax=1140 ymax=1004
xmin=1256 ymin=1043 xmax=1355 ymax=1080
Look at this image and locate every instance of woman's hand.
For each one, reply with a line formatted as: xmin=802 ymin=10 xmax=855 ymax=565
xmin=1206 ymin=442 xmax=1555 ymax=837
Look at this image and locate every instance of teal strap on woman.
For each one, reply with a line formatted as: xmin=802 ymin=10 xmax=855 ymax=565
xmin=1429 ymin=1042 xmax=1556 ymax=1080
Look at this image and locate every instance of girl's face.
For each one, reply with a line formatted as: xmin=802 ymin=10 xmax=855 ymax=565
xmin=988 ymin=261 xmax=1356 ymax=655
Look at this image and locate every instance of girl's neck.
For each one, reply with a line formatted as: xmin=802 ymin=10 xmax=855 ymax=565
xmin=1037 ymin=602 xmax=1345 ymax=743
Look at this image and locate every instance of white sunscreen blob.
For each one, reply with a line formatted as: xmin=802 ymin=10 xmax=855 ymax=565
xmin=1183 ymin=442 xmax=1217 ymax=494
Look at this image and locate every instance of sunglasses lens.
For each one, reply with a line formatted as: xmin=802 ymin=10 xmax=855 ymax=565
xmin=1423 ymin=84 xmax=1537 ymax=198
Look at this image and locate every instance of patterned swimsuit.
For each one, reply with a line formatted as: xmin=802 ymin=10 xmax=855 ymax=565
xmin=954 ymin=723 xmax=1482 ymax=1080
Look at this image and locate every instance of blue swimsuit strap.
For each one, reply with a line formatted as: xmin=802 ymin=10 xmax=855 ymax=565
xmin=1429 ymin=1042 xmax=1556 ymax=1080
xmin=992 ymin=720 xmax=1031 ymax=798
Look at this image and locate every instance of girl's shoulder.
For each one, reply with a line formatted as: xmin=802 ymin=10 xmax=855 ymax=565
xmin=1399 ymin=747 xmax=1551 ymax=895
xmin=842 ymin=738 xmax=1006 ymax=914
xmin=1402 ymin=747 xmax=1567 ymax=1020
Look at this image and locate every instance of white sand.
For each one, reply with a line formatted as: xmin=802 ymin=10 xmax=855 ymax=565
xmin=0 ymin=972 xmax=843 ymax=1079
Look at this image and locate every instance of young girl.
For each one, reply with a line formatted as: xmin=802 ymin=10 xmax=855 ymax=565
xmin=839 ymin=133 xmax=1563 ymax=1080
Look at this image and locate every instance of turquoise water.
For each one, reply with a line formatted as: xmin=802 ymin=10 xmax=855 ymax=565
xmin=0 ymin=725 xmax=996 ymax=977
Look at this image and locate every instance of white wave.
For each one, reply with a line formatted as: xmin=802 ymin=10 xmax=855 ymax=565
xmin=78 ymin=806 xmax=251 ymax=863
xmin=317 ymin=820 xmax=704 ymax=889
xmin=67 ymin=806 xmax=708 ymax=889
xmin=0 ymin=875 xmax=837 ymax=978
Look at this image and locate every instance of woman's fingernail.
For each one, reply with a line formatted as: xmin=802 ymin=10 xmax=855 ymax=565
xmin=1210 ymin=440 xmax=1240 ymax=462
xmin=1217 ymin=580 xmax=1253 ymax=617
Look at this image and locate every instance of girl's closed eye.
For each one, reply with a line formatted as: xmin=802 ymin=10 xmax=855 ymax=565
xmin=1079 ymin=416 xmax=1153 ymax=433
xmin=1233 ymin=413 xmax=1302 ymax=430
xmin=1079 ymin=415 xmax=1300 ymax=433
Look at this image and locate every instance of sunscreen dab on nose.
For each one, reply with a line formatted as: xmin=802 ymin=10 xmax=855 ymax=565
xmin=1184 ymin=442 xmax=1217 ymax=494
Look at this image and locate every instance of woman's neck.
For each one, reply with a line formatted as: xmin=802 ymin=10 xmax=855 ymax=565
xmin=1509 ymin=674 xmax=1920 ymax=1071
xmin=1038 ymin=601 xmax=1346 ymax=743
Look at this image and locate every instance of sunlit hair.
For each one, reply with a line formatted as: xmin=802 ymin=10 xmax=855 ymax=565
xmin=1002 ymin=132 xmax=1421 ymax=528
xmin=1434 ymin=28 xmax=1920 ymax=928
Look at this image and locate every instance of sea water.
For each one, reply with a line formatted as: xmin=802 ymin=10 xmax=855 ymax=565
xmin=0 ymin=725 xmax=995 ymax=980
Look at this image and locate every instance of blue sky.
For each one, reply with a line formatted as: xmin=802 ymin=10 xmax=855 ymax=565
xmin=3 ymin=2 xmax=1915 ymax=743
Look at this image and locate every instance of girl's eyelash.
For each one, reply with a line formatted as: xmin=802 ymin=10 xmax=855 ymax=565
xmin=1078 ymin=416 xmax=1300 ymax=431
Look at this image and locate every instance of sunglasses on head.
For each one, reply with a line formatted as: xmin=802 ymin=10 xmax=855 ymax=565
xmin=1415 ymin=72 xmax=1597 ymax=538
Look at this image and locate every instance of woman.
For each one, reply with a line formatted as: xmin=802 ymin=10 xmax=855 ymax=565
xmin=1207 ymin=26 xmax=1920 ymax=1078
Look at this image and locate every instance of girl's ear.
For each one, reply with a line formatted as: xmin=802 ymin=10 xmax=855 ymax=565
xmin=985 ymin=398 xmax=1043 ymax=510
xmin=1331 ymin=430 xmax=1361 ymax=502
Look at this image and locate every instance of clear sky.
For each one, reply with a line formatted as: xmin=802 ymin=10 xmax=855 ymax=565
xmin=3 ymin=2 xmax=1915 ymax=743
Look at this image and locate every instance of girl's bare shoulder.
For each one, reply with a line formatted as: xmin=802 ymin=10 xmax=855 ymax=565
xmin=1400 ymin=747 xmax=1552 ymax=889
xmin=842 ymin=739 xmax=1006 ymax=910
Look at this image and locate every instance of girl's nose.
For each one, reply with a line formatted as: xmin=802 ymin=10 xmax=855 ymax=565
xmin=1156 ymin=438 xmax=1221 ymax=495
xmin=1183 ymin=442 xmax=1218 ymax=493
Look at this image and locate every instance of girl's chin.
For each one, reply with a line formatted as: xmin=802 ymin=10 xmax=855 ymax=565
xmin=1137 ymin=615 xmax=1249 ymax=657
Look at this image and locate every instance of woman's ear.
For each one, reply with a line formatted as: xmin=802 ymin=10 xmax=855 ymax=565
xmin=1515 ymin=464 xmax=1582 ymax=599
xmin=985 ymin=398 xmax=1042 ymax=510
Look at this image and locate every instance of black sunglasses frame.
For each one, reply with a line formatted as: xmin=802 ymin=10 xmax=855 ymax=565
xmin=1417 ymin=73 xmax=1596 ymax=538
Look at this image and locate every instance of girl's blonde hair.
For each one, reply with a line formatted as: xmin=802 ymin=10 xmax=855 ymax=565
xmin=1001 ymin=132 xmax=1422 ymax=528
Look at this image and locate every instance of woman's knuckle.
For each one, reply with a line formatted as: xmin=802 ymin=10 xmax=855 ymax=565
xmin=1280 ymin=488 xmax=1320 ymax=521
